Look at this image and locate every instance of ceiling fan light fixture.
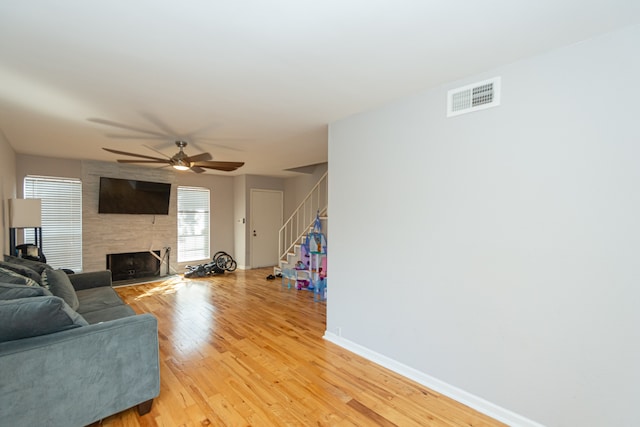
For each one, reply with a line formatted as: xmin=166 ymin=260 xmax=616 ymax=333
xmin=172 ymin=158 xmax=190 ymax=171
xmin=171 ymin=141 xmax=191 ymax=170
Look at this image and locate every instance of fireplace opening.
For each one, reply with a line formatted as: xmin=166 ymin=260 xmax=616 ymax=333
xmin=106 ymin=250 xmax=161 ymax=283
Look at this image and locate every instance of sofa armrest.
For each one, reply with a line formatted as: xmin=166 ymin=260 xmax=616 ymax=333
xmin=68 ymin=270 xmax=113 ymax=291
xmin=0 ymin=313 xmax=160 ymax=426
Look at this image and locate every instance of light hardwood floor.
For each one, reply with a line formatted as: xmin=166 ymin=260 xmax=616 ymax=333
xmin=100 ymin=268 xmax=505 ymax=426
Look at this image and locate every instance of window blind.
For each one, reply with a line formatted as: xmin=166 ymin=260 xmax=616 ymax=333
xmin=177 ymin=186 xmax=210 ymax=262
xmin=24 ymin=176 xmax=83 ymax=272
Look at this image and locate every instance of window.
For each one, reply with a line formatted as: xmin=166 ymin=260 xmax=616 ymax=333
xmin=24 ymin=176 xmax=83 ymax=271
xmin=177 ymin=186 xmax=210 ymax=262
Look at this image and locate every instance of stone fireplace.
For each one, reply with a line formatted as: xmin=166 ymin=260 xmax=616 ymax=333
xmin=106 ymin=250 xmax=161 ymax=283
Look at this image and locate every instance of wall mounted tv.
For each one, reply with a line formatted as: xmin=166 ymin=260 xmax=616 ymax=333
xmin=98 ymin=177 xmax=171 ymax=215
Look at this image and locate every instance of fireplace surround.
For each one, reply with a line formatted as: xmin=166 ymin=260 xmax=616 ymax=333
xmin=106 ymin=250 xmax=161 ymax=283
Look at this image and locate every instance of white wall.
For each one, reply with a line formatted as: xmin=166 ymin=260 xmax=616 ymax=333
xmin=234 ymin=174 xmax=285 ymax=268
xmin=15 ymin=156 xmax=235 ymax=274
xmin=0 ymin=135 xmax=17 ymax=254
xmin=327 ymin=25 xmax=640 ymax=427
xmin=15 ymin=155 xmax=82 ymax=191
xmin=176 ymin=169 xmax=236 ymax=268
xmin=233 ymin=169 xmax=327 ymax=269
xmin=233 ymin=175 xmax=247 ymax=268
xmin=283 ymin=163 xmax=328 ymax=218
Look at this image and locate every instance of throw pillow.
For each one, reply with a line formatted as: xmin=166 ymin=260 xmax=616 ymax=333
xmin=0 ymin=260 xmax=42 ymax=284
xmin=0 ymin=267 xmax=39 ymax=287
xmin=0 ymin=283 xmax=53 ymax=300
xmin=0 ymin=296 xmax=88 ymax=342
xmin=3 ymin=255 xmax=53 ymax=274
xmin=42 ymin=269 xmax=79 ymax=311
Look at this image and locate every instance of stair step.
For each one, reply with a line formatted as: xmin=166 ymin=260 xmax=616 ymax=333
xmin=275 ymin=209 xmax=328 ymax=278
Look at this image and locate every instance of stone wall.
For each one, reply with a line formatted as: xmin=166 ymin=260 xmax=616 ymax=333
xmin=81 ymin=161 xmax=176 ymax=274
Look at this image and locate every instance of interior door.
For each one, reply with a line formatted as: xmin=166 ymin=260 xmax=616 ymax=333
xmin=250 ymin=189 xmax=283 ymax=268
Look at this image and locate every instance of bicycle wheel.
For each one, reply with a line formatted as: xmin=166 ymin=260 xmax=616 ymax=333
xmin=216 ymin=255 xmax=229 ymax=269
xmin=212 ymin=251 xmax=228 ymax=261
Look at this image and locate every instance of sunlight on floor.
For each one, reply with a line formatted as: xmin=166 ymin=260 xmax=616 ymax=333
xmin=133 ymin=275 xmax=201 ymax=300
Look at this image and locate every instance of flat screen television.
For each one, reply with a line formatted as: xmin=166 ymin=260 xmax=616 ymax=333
xmin=98 ymin=177 xmax=171 ymax=215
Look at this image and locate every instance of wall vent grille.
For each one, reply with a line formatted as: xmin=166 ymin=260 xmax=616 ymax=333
xmin=447 ymin=77 xmax=501 ymax=117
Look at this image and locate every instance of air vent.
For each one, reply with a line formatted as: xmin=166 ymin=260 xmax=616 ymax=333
xmin=447 ymin=77 xmax=501 ymax=117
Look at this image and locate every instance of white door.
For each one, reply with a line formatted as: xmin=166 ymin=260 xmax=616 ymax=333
xmin=250 ymin=189 xmax=283 ymax=268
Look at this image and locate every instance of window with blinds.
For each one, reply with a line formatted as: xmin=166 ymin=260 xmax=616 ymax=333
xmin=24 ymin=176 xmax=83 ymax=272
xmin=177 ymin=186 xmax=210 ymax=262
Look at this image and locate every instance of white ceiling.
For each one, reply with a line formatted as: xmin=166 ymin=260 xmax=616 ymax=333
xmin=1 ymin=1 xmax=639 ymax=177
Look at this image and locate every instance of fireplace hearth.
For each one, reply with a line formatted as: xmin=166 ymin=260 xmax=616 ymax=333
xmin=106 ymin=250 xmax=161 ymax=283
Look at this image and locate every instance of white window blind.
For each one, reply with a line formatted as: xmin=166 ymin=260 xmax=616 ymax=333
xmin=24 ymin=176 xmax=83 ymax=272
xmin=177 ymin=186 xmax=210 ymax=262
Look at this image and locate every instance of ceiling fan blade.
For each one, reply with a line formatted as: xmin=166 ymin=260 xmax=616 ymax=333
xmin=198 ymin=165 xmax=238 ymax=172
xmin=193 ymin=160 xmax=245 ymax=168
xmin=103 ymin=147 xmax=167 ymax=162
xmin=190 ymin=166 xmax=206 ymax=173
xmin=185 ymin=152 xmax=212 ymax=162
xmin=88 ymin=118 xmax=167 ymax=137
xmin=143 ymin=144 xmax=171 ymax=159
xmin=116 ymin=159 xmax=169 ymax=164
xmin=194 ymin=161 xmax=245 ymax=172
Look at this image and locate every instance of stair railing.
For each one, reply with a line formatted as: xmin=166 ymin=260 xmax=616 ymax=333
xmin=279 ymin=172 xmax=328 ymax=261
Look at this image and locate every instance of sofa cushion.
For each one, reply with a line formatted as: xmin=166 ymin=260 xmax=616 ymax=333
xmin=0 ymin=260 xmax=42 ymax=284
xmin=75 ymin=286 xmax=126 ymax=313
xmin=0 ymin=296 xmax=89 ymax=342
xmin=0 ymin=267 xmax=39 ymax=287
xmin=42 ymin=269 xmax=79 ymax=310
xmin=0 ymin=283 xmax=53 ymax=300
xmin=79 ymin=305 xmax=136 ymax=324
xmin=75 ymin=286 xmax=135 ymax=323
xmin=3 ymin=254 xmax=52 ymax=274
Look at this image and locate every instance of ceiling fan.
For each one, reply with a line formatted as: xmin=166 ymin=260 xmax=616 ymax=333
xmin=103 ymin=141 xmax=244 ymax=173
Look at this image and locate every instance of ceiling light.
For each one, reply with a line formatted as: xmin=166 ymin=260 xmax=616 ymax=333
xmin=172 ymin=158 xmax=190 ymax=171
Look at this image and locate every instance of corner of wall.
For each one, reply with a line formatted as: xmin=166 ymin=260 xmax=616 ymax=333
xmin=0 ymin=135 xmax=17 ymax=255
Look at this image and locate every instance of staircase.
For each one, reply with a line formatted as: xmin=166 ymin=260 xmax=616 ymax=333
xmin=274 ymin=172 xmax=328 ymax=276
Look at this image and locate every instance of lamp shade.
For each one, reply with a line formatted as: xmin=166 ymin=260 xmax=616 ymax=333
xmin=9 ymin=199 xmax=42 ymax=228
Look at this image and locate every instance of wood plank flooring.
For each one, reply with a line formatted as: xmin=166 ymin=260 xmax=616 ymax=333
xmin=99 ymin=268 xmax=505 ymax=426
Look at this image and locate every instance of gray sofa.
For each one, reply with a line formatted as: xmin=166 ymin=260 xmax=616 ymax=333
xmin=0 ymin=255 xmax=160 ymax=427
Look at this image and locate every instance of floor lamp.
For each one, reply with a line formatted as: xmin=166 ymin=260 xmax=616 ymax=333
xmin=8 ymin=198 xmax=42 ymax=258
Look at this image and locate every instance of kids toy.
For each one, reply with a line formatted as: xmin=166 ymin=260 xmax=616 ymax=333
xmin=296 ymin=279 xmax=310 ymax=290
xmin=281 ymin=268 xmax=297 ymax=289
xmin=302 ymin=212 xmax=327 ymax=299
xmin=314 ymin=277 xmax=327 ymax=301
xmin=184 ymin=251 xmax=237 ymax=278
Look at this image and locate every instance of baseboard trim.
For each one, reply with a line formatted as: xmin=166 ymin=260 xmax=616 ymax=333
xmin=323 ymin=332 xmax=543 ymax=427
